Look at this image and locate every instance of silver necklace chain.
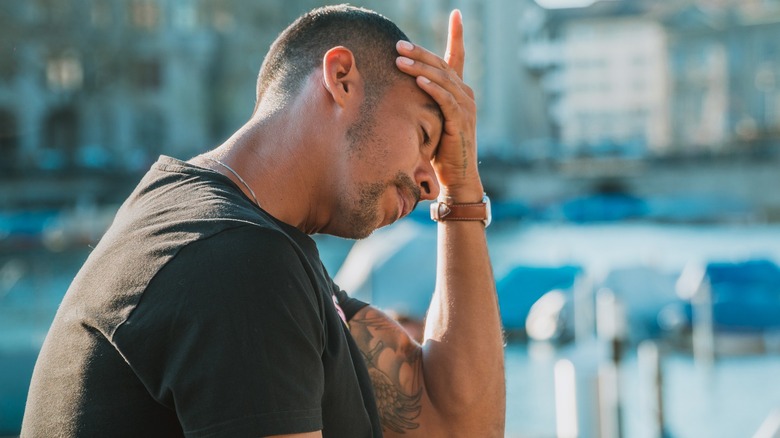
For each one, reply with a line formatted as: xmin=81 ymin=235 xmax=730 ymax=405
xmin=204 ymin=157 xmax=260 ymax=207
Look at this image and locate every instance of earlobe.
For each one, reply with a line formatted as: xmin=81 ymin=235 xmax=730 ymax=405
xmin=322 ymin=46 xmax=360 ymax=108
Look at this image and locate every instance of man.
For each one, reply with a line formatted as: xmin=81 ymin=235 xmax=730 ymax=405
xmin=22 ymin=5 xmax=505 ymax=437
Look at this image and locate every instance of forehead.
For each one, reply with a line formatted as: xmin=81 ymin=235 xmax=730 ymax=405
xmin=379 ymin=79 xmax=443 ymax=127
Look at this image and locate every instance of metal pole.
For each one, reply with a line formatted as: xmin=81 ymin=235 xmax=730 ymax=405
xmin=675 ymin=262 xmax=716 ymax=370
xmin=596 ymin=288 xmax=625 ymax=438
xmin=573 ymin=273 xmax=595 ymax=343
xmin=691 ymin=278 xmax=716 ymax=369
xmin=638 ymin=340 xmax=670 ymax=438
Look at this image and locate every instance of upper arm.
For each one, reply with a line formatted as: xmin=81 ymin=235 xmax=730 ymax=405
xmin=348 ymin=305 xmax=443 ymax=437
xmin=116 ymin=226 xmax=326 ymax=436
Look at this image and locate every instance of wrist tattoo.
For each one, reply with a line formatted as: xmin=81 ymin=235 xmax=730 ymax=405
xmin=460 ymin=132 xmax=468 ymax=178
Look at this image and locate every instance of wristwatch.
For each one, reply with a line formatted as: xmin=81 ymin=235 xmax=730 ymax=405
xmin=430 ymin=193 xmax=492 ymax=227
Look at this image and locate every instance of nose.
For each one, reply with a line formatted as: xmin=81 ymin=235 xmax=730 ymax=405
xmin=416 ymin=160 xmax=440 ymax=201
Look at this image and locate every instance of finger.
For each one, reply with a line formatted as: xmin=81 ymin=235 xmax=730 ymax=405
xmin=415 ymin=75 xmax=475 ymax=132
xmin=396 ymin=55 xmax=469 ymax=98
xmin=396 ymin=40 xmax=451 ymax=75
xmin=445 ymin=10 xmax=465 ymax=78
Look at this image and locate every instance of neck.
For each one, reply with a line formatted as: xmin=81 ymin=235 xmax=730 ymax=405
xmin=194 ymin=90 xmax=346 ymax=234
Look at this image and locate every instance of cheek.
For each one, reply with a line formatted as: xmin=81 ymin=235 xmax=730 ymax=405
xmin=365 ymin=114 xmax=420 ymax=171
xmin=376 ymin=114 xmax=418 ymax=147
xmin=384 ymin=127 xmax=421 ymax=165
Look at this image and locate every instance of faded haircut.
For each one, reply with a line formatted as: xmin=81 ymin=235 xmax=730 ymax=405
xmin=254 ymin=4 xmax=410 ymax=115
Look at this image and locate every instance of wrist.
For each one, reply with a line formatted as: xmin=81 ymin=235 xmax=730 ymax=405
xmin=439 ymin=181 xmax=484 ymax=204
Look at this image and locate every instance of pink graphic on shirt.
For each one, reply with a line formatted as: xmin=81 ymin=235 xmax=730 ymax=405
xmin=332 ymin=294 xmax=349 ymax=328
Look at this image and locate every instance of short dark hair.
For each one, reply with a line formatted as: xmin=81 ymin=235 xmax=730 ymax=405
xmin=255 ymin=4 xmax=410 ymax=114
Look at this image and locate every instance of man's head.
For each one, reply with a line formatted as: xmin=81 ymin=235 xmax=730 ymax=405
xmin=254 ymin=4 xmax=410 ymax=116
xmin=250 ymin=5 xmax=442 ymax=240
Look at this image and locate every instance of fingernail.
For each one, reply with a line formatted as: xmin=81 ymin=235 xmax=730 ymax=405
xmin=397 ymin=56 xmax=414 ymax=66
xmin=397 ymin=40 xmax=414 ymax=51
xmin=418 ymin=76 xmax=431 ymax=84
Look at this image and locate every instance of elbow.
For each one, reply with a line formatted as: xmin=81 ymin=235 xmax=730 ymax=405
xmin=431 ymin=393 xmax=507 ymax=438
xmin=423 ymin=366 xmax=506 ymax=435
xmin=436 ymin=381 xmax=505 ymax=418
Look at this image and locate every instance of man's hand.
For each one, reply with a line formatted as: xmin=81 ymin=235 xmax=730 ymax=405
xmin=395 ymin=10 xmax=483 ymax=202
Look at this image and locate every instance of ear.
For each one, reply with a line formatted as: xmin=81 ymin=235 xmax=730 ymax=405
xmin=322 ymin=46 xmax=362 ymax=108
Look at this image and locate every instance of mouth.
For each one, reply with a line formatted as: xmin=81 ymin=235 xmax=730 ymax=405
xmin=396 ymin=186 xmax=411 ymax=220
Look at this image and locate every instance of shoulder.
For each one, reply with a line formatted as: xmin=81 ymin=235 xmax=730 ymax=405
xmin=194 ymin=223 xmax=303 ymax=258
xmin=167 ymin=224 xmax=315 ymax=289
xmin=124 ymin=223 xmax=327 ymax=338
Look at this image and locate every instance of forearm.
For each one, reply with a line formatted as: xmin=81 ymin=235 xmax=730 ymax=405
xmin=422 ymin=197 xmax=505 ymax=435
xmin=390 ymin=10 xmax=505 ymax=435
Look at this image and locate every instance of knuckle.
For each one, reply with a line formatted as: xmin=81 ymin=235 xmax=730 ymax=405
xmin=436 ymin=69 xmax=453 ymax=86
xmin=445 ymin=72 xmax=456 ymax=86
xmin=445 ymin=93 xmax=459 ymax=110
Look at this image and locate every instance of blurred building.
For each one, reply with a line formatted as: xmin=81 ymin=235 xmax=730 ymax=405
xmin=470 ymin=0 xmax=551 ymax=161
xmin=0 ymin=0 xmax=225 ymax=175
xmin=525 ymin=1 xmax=671 ymax=159
xmin=664 ymin=0 xmax=780 ymax=155
xmin=0 ymin=0 xmax=550 ymax=183
xmin=523 ymin=0 xmax=780 ymax=159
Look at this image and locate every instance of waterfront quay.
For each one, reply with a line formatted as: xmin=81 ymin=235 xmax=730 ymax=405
xmin=481 ymin=152 xmax=780 ymax=223
xmin=3 ymin=152 xmax=780 ymax=217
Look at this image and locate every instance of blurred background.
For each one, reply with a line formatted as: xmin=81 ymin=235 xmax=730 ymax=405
xmin=1 ymin=0 xmax=780 ymax=437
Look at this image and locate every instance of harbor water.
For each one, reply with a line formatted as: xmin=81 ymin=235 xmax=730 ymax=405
xmin=2 ymin=221 xmax=780 ymax=437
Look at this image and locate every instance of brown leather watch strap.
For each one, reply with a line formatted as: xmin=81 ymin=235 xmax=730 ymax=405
xmin=432 ymin=201 xmax=487 ymax=221
xmin=430 ymin=194 xmax=491 ymax=226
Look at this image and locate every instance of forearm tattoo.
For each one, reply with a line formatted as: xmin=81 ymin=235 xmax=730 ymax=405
xmin=350 ymin=309 xmax=423 ymax=434
xmin=459 ymin=132 xmax=468 ymax=178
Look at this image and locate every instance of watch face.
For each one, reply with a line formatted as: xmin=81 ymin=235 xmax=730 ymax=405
xmin=483 ymin=195 xmax=492 ymax=227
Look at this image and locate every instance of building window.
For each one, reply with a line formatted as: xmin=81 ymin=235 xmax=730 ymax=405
xmin=46 ymin=52 xmax=83 ymax=91
xmin=42 ymin=107 xmax=80 ymax=169
xmin=91 ymin=0 xmax=113 ymax=28
xmin=135 ymin=109 xmax=166 ymax=154
xmin=0 ymin=109 xmax=19 ymax=170
xmin=34 ymin=0 xmax=69 ymax=24
xmin=173 ymin=0 xmax=198 ymax=29
xmin=130 ymin=0 xmax=160 ymax=30
xmin=131 ymin=58 xmax=162 ymax=90
xmin=755 ymin=64 xmax=776 ymax=92
xmin=0 ymin=44 xmax=18 ymax=82
xmin=632 ymin=55 xmax=647 ymax=67
xmin=201 ymin=0 xmax=234 ymax=31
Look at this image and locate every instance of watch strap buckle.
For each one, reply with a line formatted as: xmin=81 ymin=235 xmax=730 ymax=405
xmin=431 ymin=201 xmax=452 ymax=221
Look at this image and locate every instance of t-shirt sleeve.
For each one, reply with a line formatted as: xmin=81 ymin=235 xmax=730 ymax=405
xmin=332 ymin=283 xmax=369 ymax=321
xmin=113 ymin=226 xmax=327 ymax=437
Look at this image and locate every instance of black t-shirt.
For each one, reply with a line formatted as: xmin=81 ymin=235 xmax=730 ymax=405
xmin=22 ymin=156 xmax=381 ymax=437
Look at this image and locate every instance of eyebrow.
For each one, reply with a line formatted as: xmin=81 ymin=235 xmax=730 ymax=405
xmin=424 ymin=102 xmax=444 ymax=130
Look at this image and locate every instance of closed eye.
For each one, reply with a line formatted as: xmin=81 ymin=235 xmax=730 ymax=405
xmin=421 ymin=127 xmax=437 ymax=160
xmin=422 ymin=127 xmax=431 ymax=147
